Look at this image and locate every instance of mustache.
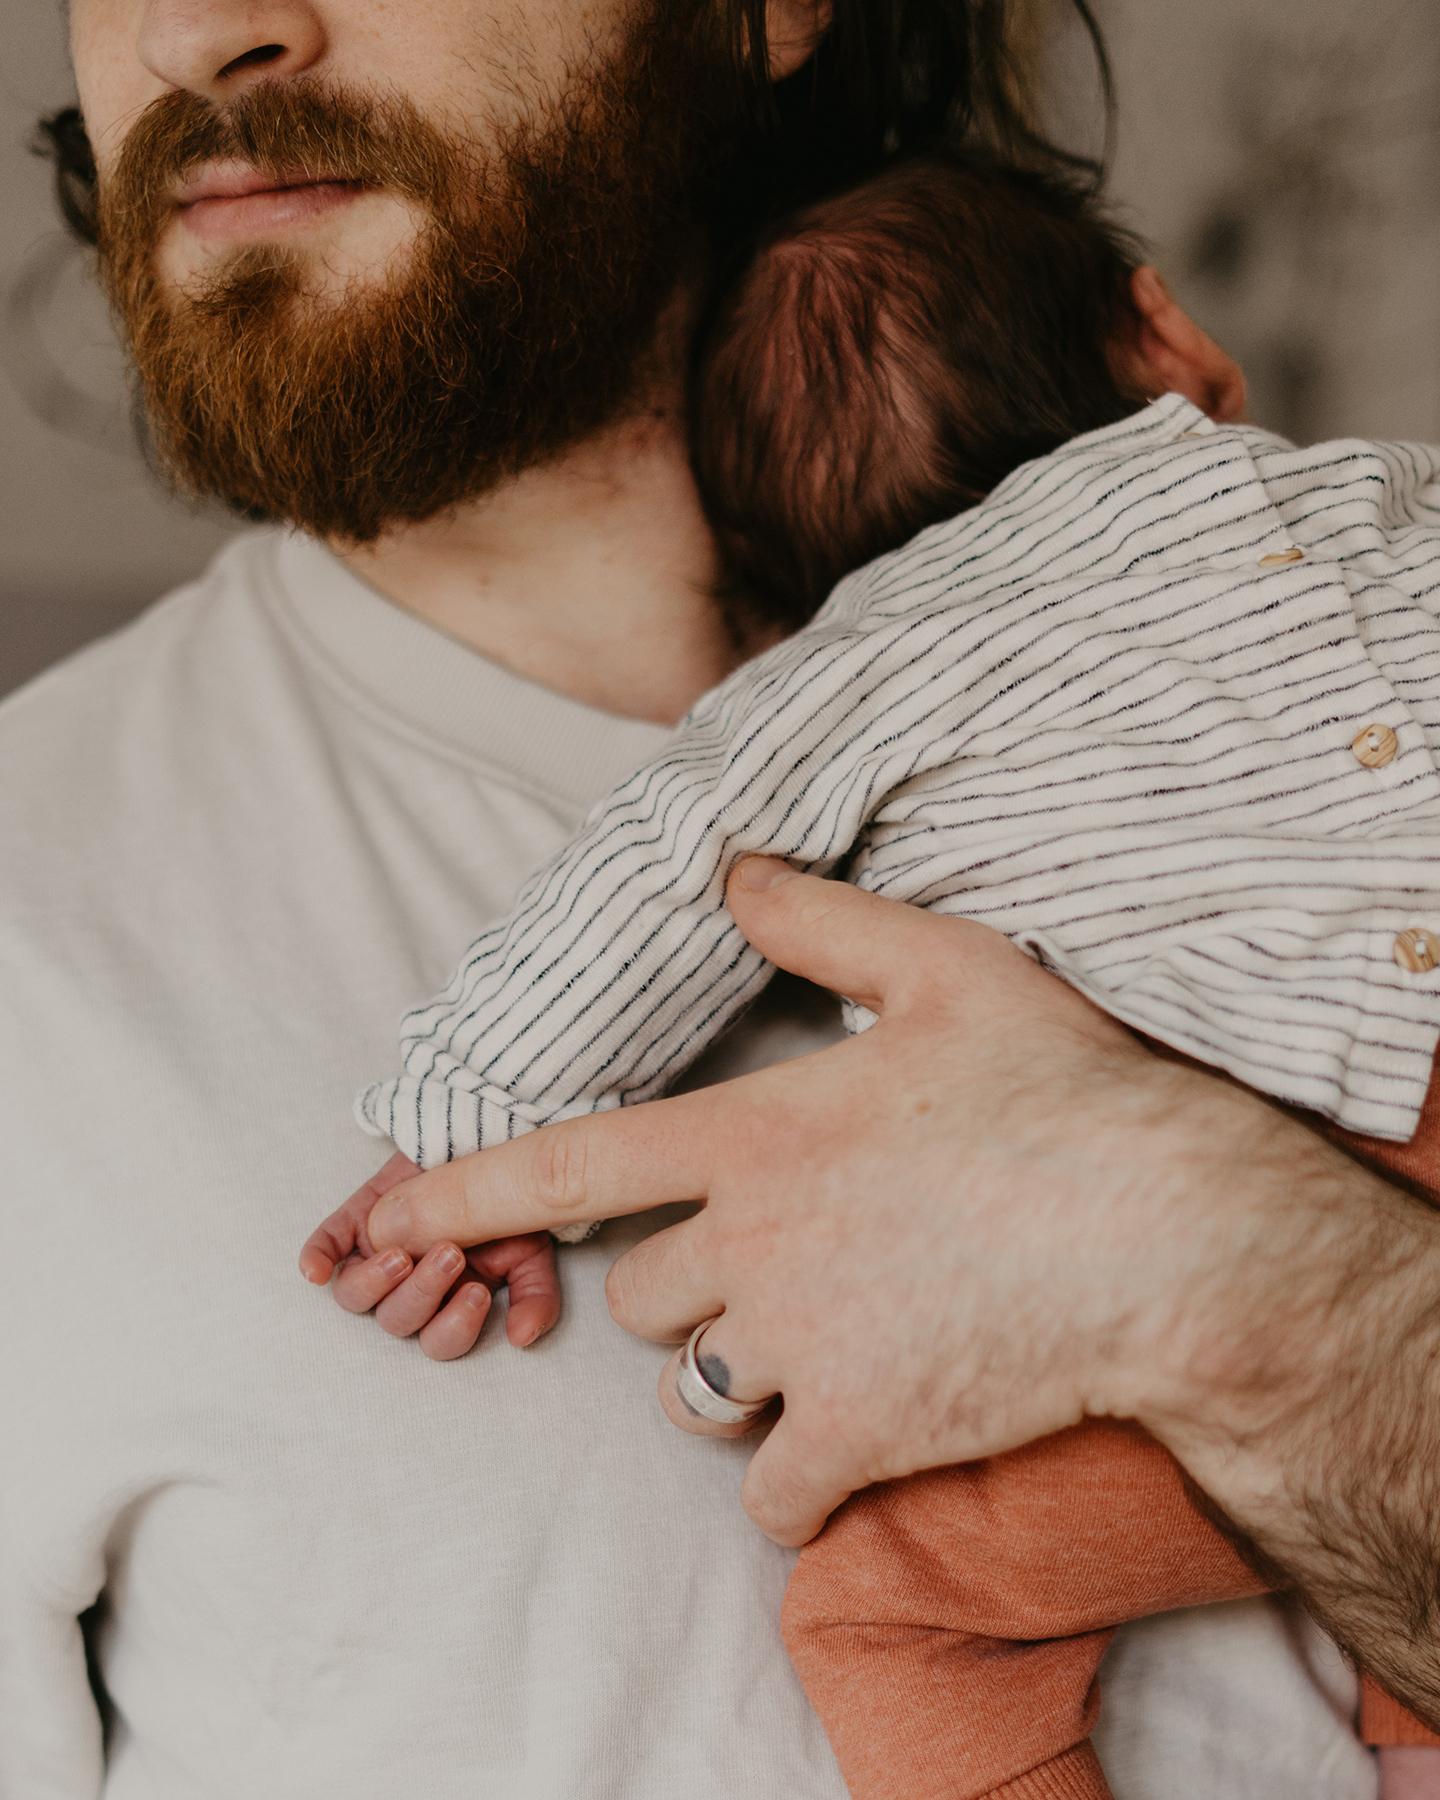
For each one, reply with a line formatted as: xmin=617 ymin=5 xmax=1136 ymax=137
xmin=91 ymin=4 xmax=742 ymax=549
xmin=97 ymin=77 xmax=468 ymax=257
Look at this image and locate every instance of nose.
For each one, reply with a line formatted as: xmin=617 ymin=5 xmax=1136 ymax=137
xmin=136 ymin=1 xmax=326 ymax=102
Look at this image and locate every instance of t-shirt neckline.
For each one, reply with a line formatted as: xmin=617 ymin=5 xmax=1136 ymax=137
xmin=261 ymin=527 xmax=674 ymax=811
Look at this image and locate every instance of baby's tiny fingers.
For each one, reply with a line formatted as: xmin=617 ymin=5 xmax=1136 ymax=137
xmin=331 ymin=1245 xmax=415 ymax=1314
xmin=502 ymin=1244 xmax=563 ymax=1348
xmin=465 ymin=1234 xmax=563 ymax=1348
xmin=418 ymin=1280 xmax=494 ymax=1361
xmin=299 ymin=1234 xmax=343 ymax=1286
xmin=302 ymin=1155 xmax=419 ymax=1280
xmin=299 ymin=1207 xmax=363 ymax=1285
xmin=373 ymin=1242 xmax=468 ymax=1338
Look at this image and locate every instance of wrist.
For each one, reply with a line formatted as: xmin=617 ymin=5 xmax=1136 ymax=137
xmin=1073 ymin=1050 xmax=1440 ymax=1726
xmin=1158 ymin=1179 xmax=1440 ymax=1725
xmin=1077 ymin=1062 xmax=1277 ymax=1423
xmin=1123 ymin=1084 xmax=1440 ymax=1526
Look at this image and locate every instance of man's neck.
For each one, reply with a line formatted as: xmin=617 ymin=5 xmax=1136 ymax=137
xmin=335 ymin=400 xmax=768 ymax=727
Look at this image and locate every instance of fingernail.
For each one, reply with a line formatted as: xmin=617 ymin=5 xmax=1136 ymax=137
xmin=433 ymin=1245 xmax=463 ymax=1277
xmin=380 ymin=1249 xmax=410 ymax=1278
xmin=735 ymin=855 xmax=797 ymax=892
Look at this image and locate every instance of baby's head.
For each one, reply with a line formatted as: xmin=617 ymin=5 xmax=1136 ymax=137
xmin=691 ymin=150 xmax=1148 ymax=626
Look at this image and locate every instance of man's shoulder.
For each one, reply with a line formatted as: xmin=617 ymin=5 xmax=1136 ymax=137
xmin=0 ymin=529 xmax=298 ymax=902
xmin=0 ymin=530 xmax=281 ymax=786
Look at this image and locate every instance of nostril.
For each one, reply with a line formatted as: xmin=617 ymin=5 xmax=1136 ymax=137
xmin=217 ymin=43 xmax=286 ymax=81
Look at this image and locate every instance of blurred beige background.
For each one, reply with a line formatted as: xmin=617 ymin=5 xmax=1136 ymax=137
xmin=3 ymin=0 xmax=1438 ymax=698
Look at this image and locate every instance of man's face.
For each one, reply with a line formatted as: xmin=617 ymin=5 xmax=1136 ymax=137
xmin=68 ymin=0 xmax=742 ymax=541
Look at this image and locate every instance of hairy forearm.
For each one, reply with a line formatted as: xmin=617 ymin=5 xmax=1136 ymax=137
xmin=1263 ymin=1285 xmax=1440 ymax=1726
xmin=1226 ymin=1231 xmax=1440 ymax=1724
xmin=1133 ymin=1085 xmax=1440 ymax=1723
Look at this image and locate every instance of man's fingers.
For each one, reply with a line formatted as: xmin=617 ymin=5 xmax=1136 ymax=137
xmin=725 ymin=859 xmax=955 ymax=1014
xmin=739 ymin=1413 xmax=855 ymax=1547
xmin=352 ymin=1151 xmax=424 ymax=1250
xmin=604 ymin=1219 xmax=724 ymax=1343
xmin=656 ymin=1339 xmax=778 ymax=1440
xmin=727 ymin=859 xmax=1110 ymax=1041
xmin=654 ymin=1309 xmax=779 ymax=1438
xmin=366 ymin=1089 xmax=727 ymax=1254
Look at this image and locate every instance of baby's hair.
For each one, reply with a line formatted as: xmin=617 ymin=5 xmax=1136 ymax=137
xmin=691 ymin=149 xmax=1147 ymax=626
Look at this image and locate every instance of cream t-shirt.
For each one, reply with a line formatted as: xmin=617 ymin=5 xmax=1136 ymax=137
xmin=0 ymin=527 xmax=1375 ymax=1799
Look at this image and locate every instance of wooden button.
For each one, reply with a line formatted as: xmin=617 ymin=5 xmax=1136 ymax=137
xmin=1351 ymin=723 xmax=1399 ymax=769
xmin=1258 ymin=547 xmax=1305 ymax=567
xmin=1394 ymin=928 xmax=1440 ymax=975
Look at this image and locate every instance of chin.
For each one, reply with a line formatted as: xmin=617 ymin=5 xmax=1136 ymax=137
xmin=158 ymin=190 xmax=424 ymax=303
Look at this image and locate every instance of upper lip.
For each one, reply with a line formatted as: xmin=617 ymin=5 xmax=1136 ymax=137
xmin=173 ymin=161 xmax=342 ymax=207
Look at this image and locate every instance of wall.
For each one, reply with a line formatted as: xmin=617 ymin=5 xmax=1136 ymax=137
xmin=3 ymin=0 xmax=1437 ymax=696
xmin=1074 ymin=0 xmax=1440 ymax=445
xmin=1 ymin=5 xmax=234 ymax=694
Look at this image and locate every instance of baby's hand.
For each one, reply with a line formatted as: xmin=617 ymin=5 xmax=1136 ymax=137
xmin=299 ymin=1152 xmax=562 ymax=1359
xmin=1379 ymin=1748 xmax=1440 ymax=1799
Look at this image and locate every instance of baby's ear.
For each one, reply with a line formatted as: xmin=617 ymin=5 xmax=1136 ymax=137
xmin=1112 ymin=266 xmax=1248 ymax=424
xmin=765 ymin=0 xmax=834 ymax=82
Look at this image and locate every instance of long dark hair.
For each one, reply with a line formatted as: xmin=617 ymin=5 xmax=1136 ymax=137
xmin=731 ymin=0 xmax=1110 ymax=180
xmin=34 ymin=0 xmax=1112 ymax=248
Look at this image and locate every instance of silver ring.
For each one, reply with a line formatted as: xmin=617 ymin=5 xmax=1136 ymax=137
xmin=676 ymin=1319 xmax=774 ymax=1425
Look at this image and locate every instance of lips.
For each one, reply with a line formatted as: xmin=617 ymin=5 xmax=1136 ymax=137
xmin=174 ymin=160 xmax=345 ymax=208
xmin=169 ymin=161 xmax=369 ymax=246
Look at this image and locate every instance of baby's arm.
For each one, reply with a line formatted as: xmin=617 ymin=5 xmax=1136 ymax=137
xmin=299 ymin=1152 xmax=561 ymax=1355
xmin=317 ymin=601 xmax=933 ymax=1345
xmin=356 ymin=601 xmax=922 ymax=1174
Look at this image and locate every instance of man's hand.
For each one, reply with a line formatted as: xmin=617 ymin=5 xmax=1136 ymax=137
xmin=361 ymin=858 xmax=1440 ymax=1721
xmin=363 ymin=857 xmax=1234 ymax=1541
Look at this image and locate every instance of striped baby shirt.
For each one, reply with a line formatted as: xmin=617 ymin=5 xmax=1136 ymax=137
xmin=357 ymin=393 xmax=1440 ymax=1166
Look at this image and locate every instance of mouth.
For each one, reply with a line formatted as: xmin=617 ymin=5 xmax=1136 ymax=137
xmin=173 ymin=161 xmax=369 ymax=245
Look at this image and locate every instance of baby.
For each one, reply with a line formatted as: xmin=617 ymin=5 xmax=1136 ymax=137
xmin=301 ymin=150 xmax=1440 ymax=1796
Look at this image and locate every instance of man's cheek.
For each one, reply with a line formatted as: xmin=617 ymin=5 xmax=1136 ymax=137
xmin=71 ymin=5 xmax=154 ymax=169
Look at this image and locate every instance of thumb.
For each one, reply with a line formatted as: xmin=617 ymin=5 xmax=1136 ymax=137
xmin=740 ymin=1413 xmax=855 ymax=1547
xmin=725 ymin=857 xmax=946 ymax=1014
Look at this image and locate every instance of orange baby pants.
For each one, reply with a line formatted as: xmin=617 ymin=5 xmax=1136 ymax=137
xmin=783 ymin=1058 xmax=1440 ymax=1799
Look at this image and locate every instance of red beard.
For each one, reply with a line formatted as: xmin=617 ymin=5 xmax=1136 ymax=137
xmin=96 ymin=10 xmax=735 ymax=544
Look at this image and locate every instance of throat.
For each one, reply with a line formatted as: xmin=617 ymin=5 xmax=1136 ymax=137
xmin=335 ymin=410 xmax=769 ymax=726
